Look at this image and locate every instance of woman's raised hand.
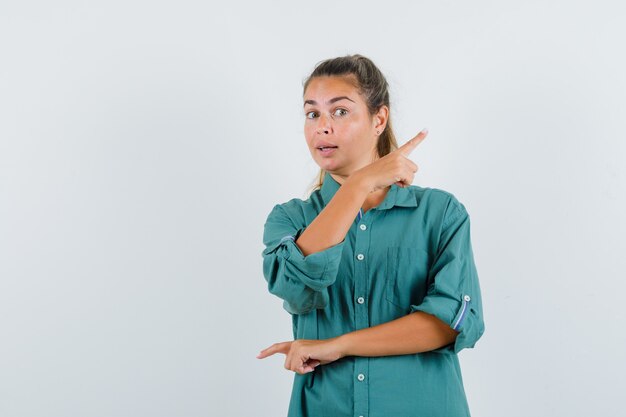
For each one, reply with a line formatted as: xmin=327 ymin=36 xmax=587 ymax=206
xmin=350 ymin=128 xmax=428 ymax=193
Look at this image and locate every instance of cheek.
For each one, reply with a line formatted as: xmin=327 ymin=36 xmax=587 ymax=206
xmin=340 ymin=121 xmax=364 ymax=138
xmin=304 ymin=125 xmax=316 ymax=141
xmin=305 ymin=136 xmax=316 ymax=150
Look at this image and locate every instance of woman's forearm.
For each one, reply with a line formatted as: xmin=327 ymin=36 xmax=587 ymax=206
xmin=335 ymin=311 xmax=459 ymax=357
xmin=295 ymin=176 xmax=369 ymax=256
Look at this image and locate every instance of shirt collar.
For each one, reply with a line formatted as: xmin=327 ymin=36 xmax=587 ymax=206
xmin=319 ymin=171 xmax=417 ymax=210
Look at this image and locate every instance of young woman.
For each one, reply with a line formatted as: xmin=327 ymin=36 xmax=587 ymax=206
xmin=257 ymin=54 xmax=485 ymax=417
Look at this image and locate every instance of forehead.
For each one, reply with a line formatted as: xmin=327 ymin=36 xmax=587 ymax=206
xmin=303 ymin=75 xmax=362 ymax=104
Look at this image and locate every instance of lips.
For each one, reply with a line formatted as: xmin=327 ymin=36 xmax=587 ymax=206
xmin=315 ymin=140 xmax=336 ymax=147
xmin=317 ymin=147 xmax=337 ymax=156
xmin=315 ymin=141 xmax=338 ymax=150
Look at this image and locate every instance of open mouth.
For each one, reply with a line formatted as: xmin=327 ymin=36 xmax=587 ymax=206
xmin=317 ymin=146 xmax=338 ymax=151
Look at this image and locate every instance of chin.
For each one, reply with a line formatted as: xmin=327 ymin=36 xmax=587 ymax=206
xmin=318 ymin=160 xmax=340 ymax=171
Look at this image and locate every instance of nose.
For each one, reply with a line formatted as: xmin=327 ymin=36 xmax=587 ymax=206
xmin=316 ymin=113 xmax=332 ymax=135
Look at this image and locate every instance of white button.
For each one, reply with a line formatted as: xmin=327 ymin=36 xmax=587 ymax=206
xmin=359 ymin=224 xmax=367 ymax=230
xmin=357 ymin=253 xmax=364 ymax=260
xmin=357 ymin=373 xmax=365 ymax=381
xmin=464 ymin=295 xmax=471 ymax=302
xmin=357 ymin=297 xmax=365 ymax=304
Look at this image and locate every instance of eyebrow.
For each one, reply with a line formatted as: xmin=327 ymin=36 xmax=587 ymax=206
xmin=303 ymin=96 xmax=355 ymax=108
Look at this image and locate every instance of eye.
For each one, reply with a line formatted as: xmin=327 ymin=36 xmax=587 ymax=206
xmin=334 ymin=108 xmax=348 ymax=116
xmin=305 ymin=111 xmax=317 ymax=119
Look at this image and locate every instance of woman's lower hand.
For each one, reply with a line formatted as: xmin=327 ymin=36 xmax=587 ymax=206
xmin=256 ymin=336 xmax=347 ymax=374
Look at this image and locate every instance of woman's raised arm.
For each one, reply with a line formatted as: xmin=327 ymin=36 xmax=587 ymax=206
xmin=260 ymin=176 xmax=369 ymax=315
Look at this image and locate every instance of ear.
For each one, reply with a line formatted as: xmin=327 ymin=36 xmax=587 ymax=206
xmin=373 ymin=105 xmax=389 ymax=132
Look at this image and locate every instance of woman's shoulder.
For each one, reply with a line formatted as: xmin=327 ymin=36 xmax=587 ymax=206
xmin=264 ymin=191 xmax=322 ymax=222
xmin=406 ymin=184 xmax=469 ymax=217
xmin=407 ymin=183 xmax=462 ymax=203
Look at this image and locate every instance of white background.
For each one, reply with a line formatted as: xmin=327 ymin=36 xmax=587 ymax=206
xmin=1 ymin=1 xmax=625 ymax=416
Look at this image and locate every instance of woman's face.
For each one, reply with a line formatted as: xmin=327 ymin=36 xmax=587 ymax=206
xmin=303 ymin=75 xmax=386 ymax=177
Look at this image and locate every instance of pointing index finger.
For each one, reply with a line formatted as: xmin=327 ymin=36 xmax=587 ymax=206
xmin=256 ymin=341 xmax=291 ymax=359
xmin=399 ymin=128 xmax=428 ymax=156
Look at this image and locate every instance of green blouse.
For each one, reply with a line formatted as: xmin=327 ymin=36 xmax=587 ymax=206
xmin=261 ymin=171 xmax=485 ymax=417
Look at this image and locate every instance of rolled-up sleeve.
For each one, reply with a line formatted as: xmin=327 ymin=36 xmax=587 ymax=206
xmin=261 ymin=204 xmax=346 ymax=315
xmin=409 ymin=198 xmax=485 ymax=354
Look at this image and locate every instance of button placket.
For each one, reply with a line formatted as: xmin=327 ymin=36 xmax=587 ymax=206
xmin=353 ymin=213 xmax=370 ymax=417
